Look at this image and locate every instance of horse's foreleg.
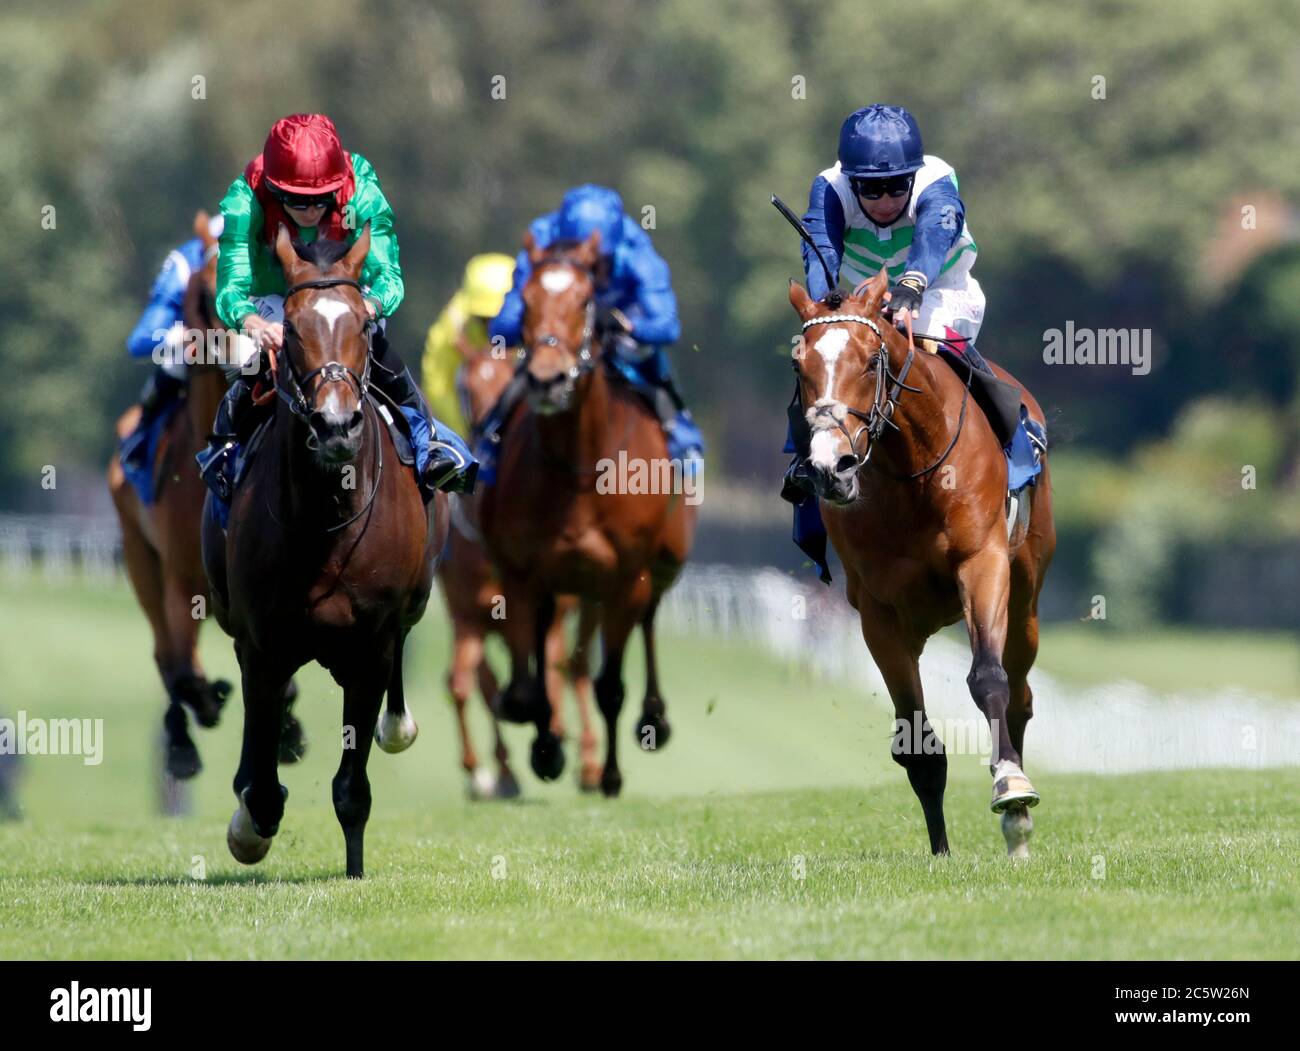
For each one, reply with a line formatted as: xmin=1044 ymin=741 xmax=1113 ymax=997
xmin=494 ymin=575 xmax=538 ymax=725
xmin=956 ymin=548 xmax=1038 ymax=819
xmin=228 ymin=646 xmax=292 ymax=866
xmin=858 ymin=597 xmax=949 ymax=855
xmin=544 ymin=613 xmax=568 ymax=740
xmin=334 ymin=655 xmax=390 ymax=879
xmin=595 ymin=588 xmax=648 ymax=799
xmin=476 ymin=646 xmax=519 ymax=798
xmin=999 ymin=551 xmax=1045 ymax=856
xmin=447 ymin=628 xmax=481 ymax=774
xmin=527 ymin=592 xmax=565 ymax=782
xmin=571 ymin=599 xmax=602 ymax=791
xmin=161 ymin=575 xmax=229 ymax=729
xmin=374 ymin=631 xmax=417 ymax=754
xmin=636 ymin=595 xmax=671 ymax=751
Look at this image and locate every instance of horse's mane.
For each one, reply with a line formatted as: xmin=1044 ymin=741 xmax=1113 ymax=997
xmin=291 ymin=236 xmax=352 ymax=270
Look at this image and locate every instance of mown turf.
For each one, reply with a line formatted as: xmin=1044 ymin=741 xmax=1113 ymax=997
xmin=0 ymin=573 xmax=1295 ymax=959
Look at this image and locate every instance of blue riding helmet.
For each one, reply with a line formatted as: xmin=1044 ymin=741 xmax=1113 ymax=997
xmin=837 ymin=104 xmax=924 ymax=179
xmin=555 ymin=184 xmax=625 ymax=256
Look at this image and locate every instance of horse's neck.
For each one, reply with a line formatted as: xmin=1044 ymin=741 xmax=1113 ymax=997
xmin=536 ymin=366 xmax=613 ymax=469
xmin=274 ymin=399 xmax=378 ymax=532
xmin=873 ymin=347 xmax=955 ymax=477
xmin=187 ymin=366 xmax=226 ymax=442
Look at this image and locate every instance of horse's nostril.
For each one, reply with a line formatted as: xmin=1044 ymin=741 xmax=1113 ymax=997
xmin=835 ymin=454 xmax=859 ymax=476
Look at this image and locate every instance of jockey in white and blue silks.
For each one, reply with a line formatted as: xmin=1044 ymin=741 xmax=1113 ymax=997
xmin=125 ymin=214 xmax=224 ymax=429
xmin=487 ymin=184 xmax=703 ymax=471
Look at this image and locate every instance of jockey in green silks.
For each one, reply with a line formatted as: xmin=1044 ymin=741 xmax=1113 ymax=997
xmin=197 ymin=112 xmax=476 ymax=505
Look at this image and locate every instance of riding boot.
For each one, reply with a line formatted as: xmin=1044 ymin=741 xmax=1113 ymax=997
xmin=196 ymin=376 xmax=255 ymax=503
xmin=370 ymin=337 xmax=478 ymax=498
xmin=632 ymin=344 xmax=704 ymax=463
xmin=958 ymin=341 xmax=995 ymax=376
xmin=139 ymin=367 xmax=185 ymax=420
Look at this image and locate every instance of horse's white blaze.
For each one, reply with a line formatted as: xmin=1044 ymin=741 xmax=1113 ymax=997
xmin=312 ymin=296 xmax=351 ymax=333
xmin=814 ymin=327 xmax=851 ymax=400
xmin=321 ymin=386 xmax=347 ymax=418
xmin=540 ymin=269 xmax=575 ymax=293
xmin=809 ymin=429 xmax=843 ymax=471
xmin=807 ymin=397 xmax=850 ymax=472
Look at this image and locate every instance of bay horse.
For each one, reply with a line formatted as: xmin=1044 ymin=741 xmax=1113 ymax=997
xmin=202 ymin=223 xmax=446 ymax=878
xmin=439 ymin=344 xmax=602 ymax=797
xmin=787 ymin=268 xmax=1055 ymax=857
xmin=110 ymin=211 xmax=306 ymax=782
xmin=479 ymin=232 xmax=696 ymax=796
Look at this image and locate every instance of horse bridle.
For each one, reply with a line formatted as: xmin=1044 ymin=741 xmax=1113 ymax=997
xmin=271 ymin=275 xmax=383 ymax=534
xmin=520 ymin=258 xmax=599 ymax=382
xmin=275 ymin=277 xmax=375 ymax=421
xmin=799 ymin=313 xmax=971 ymax=481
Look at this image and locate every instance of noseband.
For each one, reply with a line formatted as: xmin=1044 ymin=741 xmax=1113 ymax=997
xmin=800 ymin=312 xmax=971 ymax=481
xmin=275 ymin=277 xmax=375 ymax=420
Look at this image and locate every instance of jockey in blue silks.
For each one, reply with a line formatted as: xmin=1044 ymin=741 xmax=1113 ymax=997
xmin=486 ymin=184 xmax=703 ymax=475
xmin=125 ymin=214 xmax=224 ymax=431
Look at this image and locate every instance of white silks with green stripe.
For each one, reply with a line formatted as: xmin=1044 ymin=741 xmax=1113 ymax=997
xmin=821 ymin=154 xmax=984 ymax=344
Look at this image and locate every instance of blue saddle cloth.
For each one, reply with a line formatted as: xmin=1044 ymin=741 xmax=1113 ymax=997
xmin=787 ymin=411 xmax=1046 ymax=585
xmin=119 ymin=400 xmax=182 ymax=506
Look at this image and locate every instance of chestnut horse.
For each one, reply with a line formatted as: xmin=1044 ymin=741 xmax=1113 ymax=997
xmin=787 ymin=269 xmax=1055 ymax=857
xmin=203 ymin=224 xmax=446 ymax=878
xmin=110 ymin=212 xmax=306 ymax=783
xmin=438 ymin=343 xmax=602 ymax=797
xmin=480 ymin=232 xmax=696 ymax=796
xmin=109 ymin=212 xmax=233 ymax=780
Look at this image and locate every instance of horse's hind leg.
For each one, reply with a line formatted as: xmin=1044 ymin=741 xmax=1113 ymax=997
xmin=477 ymin=650 xmax=520 ymax=799
xmin=444 ymin=627 xmax=490 ymax=797
xmin=636 ymin=594 xmax=671 ymax=751
xmin=374 ymin=632 xmax=418 ymax=754
xmin=278 ymin=677 xmax=308 ymax=763
xmin=334 ymin=655 xmax=391 ymax=879
xmin=858 ymin=597 xmax=949 ymax=855
xmin=955 ymin=548 xmax=1039 ymax=821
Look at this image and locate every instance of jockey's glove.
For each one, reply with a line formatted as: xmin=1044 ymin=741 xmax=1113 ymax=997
xmin=596 ymin=305 xmax=631 ymax=337
xmin=885 ymin=275 xmax=925 ymax=323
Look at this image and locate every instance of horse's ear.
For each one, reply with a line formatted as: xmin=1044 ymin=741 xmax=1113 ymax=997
xmin=789 ymin=279 xmax=815 ymax=318
xmin=341 ymin=221 xmax=371 ymax=277
xmin=857 ymin=266 xmax=889 ymax=309
xmin=194 ymin=210 xmax=211 ymax=242
xmin=524 ymin=230 xmax=546 ymax=266
xmin=274 ymin=224 xmax=299 ymax=274
xmin=567 ymin=230 xmax=601 ymax=271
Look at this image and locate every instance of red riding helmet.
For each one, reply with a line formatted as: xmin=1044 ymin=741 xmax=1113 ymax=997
xmin=262 ymin=114 xmax=349 ymax=195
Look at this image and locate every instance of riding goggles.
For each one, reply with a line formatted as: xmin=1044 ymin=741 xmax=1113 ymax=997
xmin=850 ymin=175 xmax=914 ymax=200
xmin=269 ymin=185 xmax=335 ymax=211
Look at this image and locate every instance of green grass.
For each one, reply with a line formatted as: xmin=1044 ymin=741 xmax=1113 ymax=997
xmin=0 ymin=572 xmax=1296 ymax=959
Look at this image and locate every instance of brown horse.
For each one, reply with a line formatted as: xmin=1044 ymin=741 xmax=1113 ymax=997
xmin=110 ymin=212 xmax=306 ymax=783
xmin=787 ymin=269 xmax=1055 ymax=857
xmin=203 ymin=224 xmax=446 ymax=878
xmin=439 ymin=344 xmax=602 ymax=797
xmin=479 ymin=232 xmax=696 ymax=796
xmin=109 ymin=212 xmax=232 ymax=780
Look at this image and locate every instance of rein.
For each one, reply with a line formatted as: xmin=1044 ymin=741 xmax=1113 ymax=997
xmin=264 ymin=275 xmax=384 ymax=535
xmin=800 ymin=314 xmax=972 ymax=481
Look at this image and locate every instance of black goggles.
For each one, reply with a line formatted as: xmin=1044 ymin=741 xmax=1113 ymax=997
xmin=269 ymin=185 xmax=334 ymax=211
xmin=851 ymin=175 xmax=914 ymax=201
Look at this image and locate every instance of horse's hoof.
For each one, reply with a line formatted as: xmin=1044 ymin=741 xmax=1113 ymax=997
xmin=1001 ymin=803 xmax=1033 ymax=859
xmin=494 ymin=767 xmax=522 ymax=800
xmin=600 ymin=768 xmax=623 ymax=798
xmin=579 ymin=762 xmax=603 ymax=793
xmin=184 ymin=677 xmax=230 ymax=729
xmin=466 ymin=767 xmax=497 ymax=801
xmin=166 ymin=740 xmax=202 ymax=780
xmin=279 ymin=714 xmax=308 ymax=764
xmin=530 ymin=732 xmax=566 ymax=782
xmin=227 ymin=793 xmax=272 ymax=865
xmin=990 ymin=760 xmax=1040 ymax=813
xmin=635 ymin=713 xmax=671 ymax=752
xmin=374 ymin=709 xmax=418 ymax=754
